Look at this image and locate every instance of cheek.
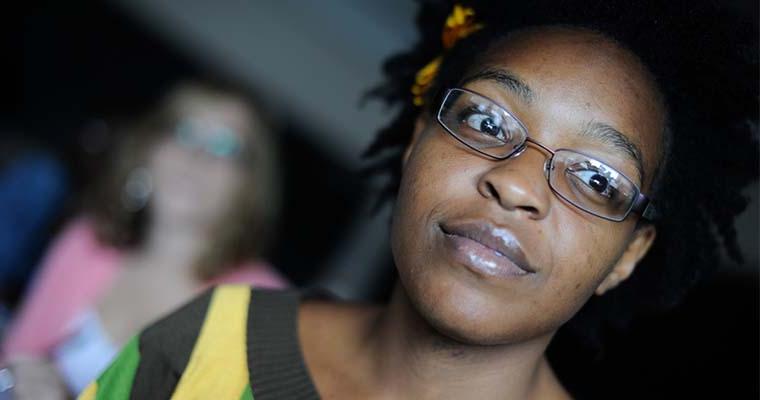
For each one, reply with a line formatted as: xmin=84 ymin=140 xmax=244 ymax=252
xmin=392 ymin=144 xmax=440 ymax=273
xmin=391 ymin=132 xmax=474 ymax=285
xmin=149 ymin=144 xmax=184 ymax=184
xmin=391 ymin=133 xmax=474 ymax=264
xmin=196 ymin=164 xmax=245 ymax=210
xmin=205 ymin=161 xmax=244 ymax=188
xmin=543 ymin=220 xmax=630 ymax=309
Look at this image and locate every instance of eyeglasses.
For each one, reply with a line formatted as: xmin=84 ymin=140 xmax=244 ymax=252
xmin=174 ymin=118 xmax=243 ymax=160
xmin=437 ymin=88 xmax=655 ymax=222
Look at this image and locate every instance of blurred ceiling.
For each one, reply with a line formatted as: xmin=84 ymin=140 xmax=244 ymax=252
xmin=110 ymin=0 xmax=418 ymax=167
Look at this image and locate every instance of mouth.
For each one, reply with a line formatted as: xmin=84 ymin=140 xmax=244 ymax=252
xmin=439 ymin=220 xmax=535 ymax=279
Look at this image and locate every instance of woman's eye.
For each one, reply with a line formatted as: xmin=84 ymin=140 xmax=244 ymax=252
xmin=462 ymin=111 xmax=505 ymax=140
xmin=209 ymin=138 xmax=237 ymax=158
xmin=568 ymin=169 xmax=617 ymax=199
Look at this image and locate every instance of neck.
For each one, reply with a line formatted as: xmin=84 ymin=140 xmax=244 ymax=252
xmin=362 ymin=283 xmax=557 ymax=400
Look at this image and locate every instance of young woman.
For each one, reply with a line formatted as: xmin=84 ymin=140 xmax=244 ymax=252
xmin=1 ymin=79 xmax=287 ymax=398
xmin=79 ymin=1 xmax=757 ymax=399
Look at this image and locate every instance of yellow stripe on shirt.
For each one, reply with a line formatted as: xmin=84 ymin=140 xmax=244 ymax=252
xmin=171 ymin=285 xmax=251 ymax=400
xmin=78 ymin=382 xmax=97 ymax=400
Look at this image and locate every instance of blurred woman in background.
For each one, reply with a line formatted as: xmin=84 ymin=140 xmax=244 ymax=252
xmin=0 ymin=79 xmax=286 ymax=398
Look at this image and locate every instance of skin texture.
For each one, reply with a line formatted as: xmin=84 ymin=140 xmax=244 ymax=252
xmin=301 ymin=26 xmax=665 ymax=399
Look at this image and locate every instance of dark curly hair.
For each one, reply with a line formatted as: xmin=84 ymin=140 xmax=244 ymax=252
xmin=364 ymin=0 xmax=758 ymax=351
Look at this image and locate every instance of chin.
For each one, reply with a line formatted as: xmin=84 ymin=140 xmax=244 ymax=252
xmin=398 ymin=270 xmax=553 ymax=347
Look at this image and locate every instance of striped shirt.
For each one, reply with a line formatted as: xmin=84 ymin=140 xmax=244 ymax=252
xmin=78 ymin=285 xmax=321 ymax=400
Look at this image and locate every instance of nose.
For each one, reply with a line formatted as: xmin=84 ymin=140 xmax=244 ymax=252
xmin=185 ymin=143 xmax=207 ymax=160
xmin=476 ymin=147 xmax=552 ymax=220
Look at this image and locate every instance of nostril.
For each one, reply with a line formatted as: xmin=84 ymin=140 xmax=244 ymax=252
xmin=517 ymin=205 xmax=539 ymax=215
xmin=485 ymin=181 xmax=500 ymax=201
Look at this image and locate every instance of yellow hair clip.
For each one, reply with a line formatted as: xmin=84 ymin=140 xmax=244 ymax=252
xmin=412 ymin=56 xmax=442 ymax=106
xmin=442 ymin=5 xmax=483 ymax=49
xmin=412 ymin=4 xmax=484 ymax=106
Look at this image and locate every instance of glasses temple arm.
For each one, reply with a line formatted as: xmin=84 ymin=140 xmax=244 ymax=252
xmin=632 ymin=192 xmax=658 ymax=221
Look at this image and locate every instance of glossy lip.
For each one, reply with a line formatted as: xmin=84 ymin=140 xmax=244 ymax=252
xmin=439 ymin=220 xmax=535 ymax=275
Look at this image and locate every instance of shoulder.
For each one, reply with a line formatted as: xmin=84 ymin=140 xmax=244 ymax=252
xmin=81 ymin=285 xmax=301 ymax=399
xmin=34 ymin=215 xmax=122 ymax=277
xmin=141 ymin=285 xmax=300 ymax=358
xmin=2 ymin=216 xmax=120 ymax=357
xmin=203 ymin=261 xmax=289 ymax=290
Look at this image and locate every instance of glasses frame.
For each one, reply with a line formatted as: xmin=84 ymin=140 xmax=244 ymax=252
xmin=436 ymin=87 xmax=656 ymax=222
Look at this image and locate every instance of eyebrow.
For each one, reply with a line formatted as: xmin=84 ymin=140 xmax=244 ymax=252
xmin=580 ymin=121 xmax=646 ymax=184
xmin=460 ymin=68 xmax=535 ymax=104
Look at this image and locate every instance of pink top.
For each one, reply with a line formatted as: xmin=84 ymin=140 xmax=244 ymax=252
xmin=1 ymin=216 xmax=287 ymax=360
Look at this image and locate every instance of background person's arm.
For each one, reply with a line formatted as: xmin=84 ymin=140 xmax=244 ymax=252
xmin=5 ymin=355 xmax=68 ymax=400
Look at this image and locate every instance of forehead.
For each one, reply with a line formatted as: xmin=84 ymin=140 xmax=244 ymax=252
xmin=471 ymin=27 xmax=665 ymax=186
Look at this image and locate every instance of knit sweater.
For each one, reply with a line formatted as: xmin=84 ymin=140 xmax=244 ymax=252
xmin=77 ymin=286 xmax=321 ymax=400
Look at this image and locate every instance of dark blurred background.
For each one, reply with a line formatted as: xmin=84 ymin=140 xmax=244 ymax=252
xmin=3 ymin=1 xmax=758 ymax=398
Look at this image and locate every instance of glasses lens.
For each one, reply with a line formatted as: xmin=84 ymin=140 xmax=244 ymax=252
xmin=175 ymin=119 xmax=243 ymax=160
xmin=438 ymin=89 xmax=527 ymax=158
xmin=208 ymin=134 xmax=242 ymax=158
xmin=548 ymin=150 xmax=638 ymax=221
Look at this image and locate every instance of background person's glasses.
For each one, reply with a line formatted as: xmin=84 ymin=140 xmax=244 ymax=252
xmin=437 ymin=87 xmax=655 ymax=222
xmin=174 ymin=118 xmax=243 ymax=160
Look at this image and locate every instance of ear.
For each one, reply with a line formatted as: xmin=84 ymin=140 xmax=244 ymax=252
xmin=402 ymin=115 xmax=430 ymax=167
xmin=595 ymin=224 xmax=656 ymax=295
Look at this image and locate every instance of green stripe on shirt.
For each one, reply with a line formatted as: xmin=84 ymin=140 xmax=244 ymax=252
xmin=94 ymin=335 xmax=141 ymax=400
xmin=240 ymin=384 xmax=254 ymax=400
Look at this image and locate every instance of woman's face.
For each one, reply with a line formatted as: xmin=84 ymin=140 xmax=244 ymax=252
xmin=148 ymin=93 xmax=253 ymax=227
xmin=391 ymin=27 xmax=665 ymax=345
